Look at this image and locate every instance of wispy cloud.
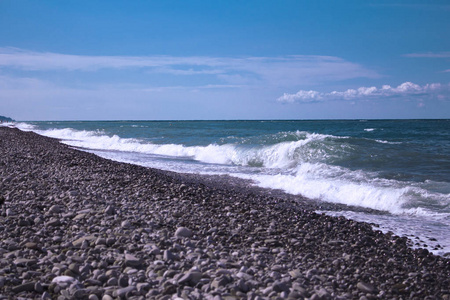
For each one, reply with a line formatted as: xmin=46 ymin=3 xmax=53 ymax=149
xmin=277 ymin=82 xmax=450 ymax=103
xmin=0 ymin=48 xmax=379 ymax=87
xmin=404 ymin=52 xmax=450 ymax=58
xmin=370 ymin=3 xmax=450 ymax=11
xmin=0 ymin=74 xmax=54 ymax=89
xmin=0 ymin=47 xmax=221 ymax=71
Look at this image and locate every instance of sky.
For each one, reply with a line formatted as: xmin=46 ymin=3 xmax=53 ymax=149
xmin=0 ymin=0 xmax=449 ymax=120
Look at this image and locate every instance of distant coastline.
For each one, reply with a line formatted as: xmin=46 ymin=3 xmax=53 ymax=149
xmin=0 ymin=115 xmax=14 ymax=122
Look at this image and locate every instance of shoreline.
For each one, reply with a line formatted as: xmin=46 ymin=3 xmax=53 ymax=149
xmin=0 ymin=127 xmax=449 ymax=299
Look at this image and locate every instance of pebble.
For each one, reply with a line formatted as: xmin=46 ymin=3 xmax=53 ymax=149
xmin=114 ymin=286 xmax=136 ymax=298
xmin=48 ymin=205 xmax=64 ymax=214
xmin=178 ymin=271 xmax=202 ymax=286
xmin=104 ymin=205 xmax=114 ymax=215
xmin=175 ymin=227 xmax=193 ymax=238
xmin=125 ymin=253 xmax=141 ymax=267
xmin=11 ymin=282 xmax=36 ymax=293
xmin=357 ymin=281 xmax=375 ymax=293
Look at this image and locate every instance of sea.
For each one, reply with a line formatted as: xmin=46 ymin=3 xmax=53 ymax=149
xmin=4 ymin=119 xmax=450 ymax=255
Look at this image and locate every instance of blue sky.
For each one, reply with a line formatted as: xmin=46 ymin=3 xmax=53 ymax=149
xmin=0 ymin=0 xmax=449 ymax=120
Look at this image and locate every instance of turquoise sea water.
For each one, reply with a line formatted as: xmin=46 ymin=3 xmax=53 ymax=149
xmin=8 ymin=119 xmax=450 ymax=255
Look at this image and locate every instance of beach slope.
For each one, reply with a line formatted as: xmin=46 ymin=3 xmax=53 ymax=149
xmin=0 ymin=127 xmax=449 ymax=299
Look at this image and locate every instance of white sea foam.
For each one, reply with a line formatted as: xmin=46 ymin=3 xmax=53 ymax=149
xmin=31 ymin=127 xmax=334 ymax=168
xmin=318 ymin=210 xmax=450 ymax=255
xmin=14 ymin=122 xmax=37 ymax=131
xmin=20 ymin=124 xmax=450 ymax=220
xmin=239 ymin=163 xmax=413 ymax=213
xmin=364 ymin=128 xmax=375 ymax=132
xmin=374 ymin=139 xmax=402 ymax=144
xmin=0 ymin=122 xmax=16 ymax=128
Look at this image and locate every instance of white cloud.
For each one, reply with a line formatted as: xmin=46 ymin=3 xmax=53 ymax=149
xmin=0 ymin=48 xmax=379 ymax=87
xmin=404 ymin=51 xmax=450 ymax=73
xmin=277 ymin=82 xmax=450 ymax=103
xmin=371 ymin=4 xmax=450 ymax=11
xmin=152 ymin=67 xmax=225 ymax=76
xmin=404 ymin=52 xmax=450 ymax=58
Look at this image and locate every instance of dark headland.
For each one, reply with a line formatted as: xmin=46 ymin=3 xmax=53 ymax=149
xmin=0 ymin=116 xmax=14 ymax=122
xmin=0 ymin=127 xmax=449 ymax=300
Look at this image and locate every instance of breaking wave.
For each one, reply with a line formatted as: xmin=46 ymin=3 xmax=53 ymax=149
xmin=13 ymin=123 xmax=447 ymax=219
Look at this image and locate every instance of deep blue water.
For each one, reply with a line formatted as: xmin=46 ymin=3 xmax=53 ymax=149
xmin=9 ymin=119 xmax=450 ymax=255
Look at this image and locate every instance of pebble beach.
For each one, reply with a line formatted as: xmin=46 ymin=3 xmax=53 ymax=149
xmin=1 ymin=126 xmax=449 ymax=299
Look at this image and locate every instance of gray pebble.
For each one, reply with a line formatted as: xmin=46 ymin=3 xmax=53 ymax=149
xmin=175 ymin=227 xmax=193 ymax=238
xmin=114 ymin=285 xmax=136 ymax=298
xmin=357 ymin=281 xmax=375 ymax=293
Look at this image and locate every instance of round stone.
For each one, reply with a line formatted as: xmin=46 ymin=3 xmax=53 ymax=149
xmin=175 ymin=227 xmax=193 ymax=238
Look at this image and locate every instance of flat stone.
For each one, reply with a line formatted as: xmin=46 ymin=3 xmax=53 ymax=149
xmin=48 ymin=205 xmax=64 ymax=214
xmin=85 ymin=279 xmax=103 ymax=286
xmin=69 ymin=190 xmax=79 ymax=197
xmin=236 ymin=271 xmax=253 ymax=281
xmin=18 ymin=218 xmax=30 ymax=226
xmin=316 ymin=288 xmax=330 ymax=299
xmin=95 ymin=237 xmax=106 ymax=245
xmin=114 ymin=285 xmax=136 ymax=298
xmin=73 ymin=289 xmax=88 ymax=299
xmin=45 ymin=218 xmax=61 ymax=226
xmin=104 ymin=205 xmax=115 ymax=215
xmin=72 ymin=235 xmax=96 ymax=247
xmin=288 ymin=269 xmax=302 ymax=279
xmin=177 ymin=271 xmax=202 ymax=286
xmin=24 ymin=242 xmax=39 ymax=249
xmin=264 ymin=239 xmax=281 ymax=246
xmin=328 ymin=240 xmax=345 ymax=246
xmin=52 ymin=275 xmax=79 ymax=285
xmin=12 ymin=282 xmax=36 ymax=293
xmin=125 ymin=253 xmax=141 ymax=267
xmin=357 ymin=281 xmax=375 ymax=293
xmin=13 ymin=258 xmax=37 ymax=266
xmin=73 ymin=213 xmax=87 ymax=220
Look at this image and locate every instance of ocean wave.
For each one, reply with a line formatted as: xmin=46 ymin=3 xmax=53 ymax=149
xmin=17 ymin=122 xmax=450 ymax=219
xmin=13 ymin=122 xmax=36 ymax=131
xmin=374 ymin=139 xmax=402 ymax=145
xmin=29 ymin=126 xmax=343 ymax=169
xmin=242 ymin=163 xmax=449 ymax=216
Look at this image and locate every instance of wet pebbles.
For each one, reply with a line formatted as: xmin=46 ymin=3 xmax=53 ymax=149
xmin=0 ymin=127 xmax=449 ymax=299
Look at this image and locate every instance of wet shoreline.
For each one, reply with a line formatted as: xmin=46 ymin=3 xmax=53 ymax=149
xmin=0 ymin=127 xmax=449 ymax=299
